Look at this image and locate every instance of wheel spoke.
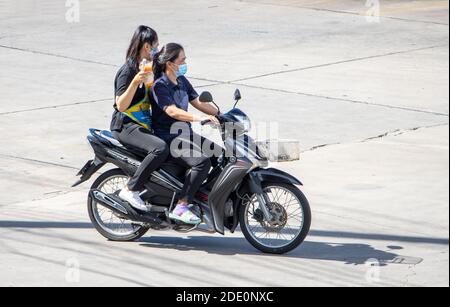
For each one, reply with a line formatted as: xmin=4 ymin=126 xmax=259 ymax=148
xmin=243 ymin=185 xmax=305 ymax=249
xmin=91 ymin=174 xmax=141 ymax=237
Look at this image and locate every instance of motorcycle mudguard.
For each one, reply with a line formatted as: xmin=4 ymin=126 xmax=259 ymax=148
xmin=72 ymin=157 xmax=106 ymax=187
xmin=209 ymin=158 xmax=253 ymax=234
xmin=251 ymin=168 xmax=303 ymax=186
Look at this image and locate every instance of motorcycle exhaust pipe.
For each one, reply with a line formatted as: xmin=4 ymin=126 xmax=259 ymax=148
xmin=89 ymin=189 xmax=129 ymax=216
xmin=89 ymin=189 xmax=163 ymax=225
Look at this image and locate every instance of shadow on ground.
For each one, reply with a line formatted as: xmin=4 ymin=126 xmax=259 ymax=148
xmin=0 ymin=220 xmax=435 ymax=266
xmin=139 ymin=236 xmax=423 ymax=266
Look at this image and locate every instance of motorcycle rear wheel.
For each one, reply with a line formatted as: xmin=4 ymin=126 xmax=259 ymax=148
xmin=87 ymin=168 xmax=149 ymax=242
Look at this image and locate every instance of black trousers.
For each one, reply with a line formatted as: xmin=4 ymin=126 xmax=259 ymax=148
xmin=166 ymin=132 xmax=222 ymax=202
xmin=113 ymin=123 xmax=169 ymax=191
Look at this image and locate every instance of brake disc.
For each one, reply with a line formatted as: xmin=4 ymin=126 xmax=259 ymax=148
xmin=254 ymin=203 xmax=288 ymax=232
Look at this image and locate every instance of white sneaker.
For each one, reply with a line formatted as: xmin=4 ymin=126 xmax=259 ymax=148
xmin=119 ymin=187 xmax=148 ymax=212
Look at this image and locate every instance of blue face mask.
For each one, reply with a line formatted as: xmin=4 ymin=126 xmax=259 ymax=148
xmin=176 ymin=64 xmax=188 ymax=77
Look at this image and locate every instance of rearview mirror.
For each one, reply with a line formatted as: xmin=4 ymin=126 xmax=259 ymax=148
xmin=199 ymin=91 xmax=214 ymax=103
xmin=234 ymin=89 xmax=242 ymax=102
xmin=200 ymin=91 xmax=221 ymax=113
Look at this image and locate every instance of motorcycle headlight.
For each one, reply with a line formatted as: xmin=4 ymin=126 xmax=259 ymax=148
xmin=235 ymin=114 xmax=252 ymax=133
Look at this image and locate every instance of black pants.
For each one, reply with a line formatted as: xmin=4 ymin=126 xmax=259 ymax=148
xmin=113 ymin=123 xmax=169 ymax=191
xmin=167 ymin=132 xmax=221 ymax=202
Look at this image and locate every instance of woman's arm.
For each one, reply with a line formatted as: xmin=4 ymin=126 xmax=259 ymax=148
xmin=154 ymin=81 xmax=219 ymax=124
xmin=165 ymin=105 xmax=219 ymax=124
xmin=116 ymin=71 xmax=150 ymax=112
xmin=190 ymin=98 xmax=219 ymax=116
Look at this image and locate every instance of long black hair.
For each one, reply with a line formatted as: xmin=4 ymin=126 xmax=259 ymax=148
xmin=153 ymin=43 xmax=184 ymax=80
xmin=126 ymin=25 xmax=158 ymax=69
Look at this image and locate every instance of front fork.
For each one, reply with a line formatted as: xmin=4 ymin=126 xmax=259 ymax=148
xmin=248 ymin=172 xmax=273 ymax=221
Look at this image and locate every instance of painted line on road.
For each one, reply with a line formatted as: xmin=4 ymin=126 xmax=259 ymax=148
xmin=229 ymin=44 xmax=449 ymax=83
xmin=2 ymin=43 xmax=447 ymax=114
xmin=309 ymin=230 xmax=449 ymax=245
xmin=301 ymin=123 xmax=449 ymax=152
xmin=0 ymin=44 xmax=117 ymax=67
xmin=0 ymin=44 xmax=223 ymax=85
xmin=239 ymin=0 xmax=449 ymax=26
xmin=302 ymin=8 xmax=449 ymax=27
xmin=1 ymin=44 xmax=447 ymax=118
xmin=358 ymin=123 xmax=450 ymax=143
xmin=225 ymin=82 xmax=450 ymax=117
xmin=0 ymin=154 xmax=78 ymax=170
xmin=0 ymin=98 xmax=111 ymax=116
xmin=195 ymin=81 xmax=227 ymax=88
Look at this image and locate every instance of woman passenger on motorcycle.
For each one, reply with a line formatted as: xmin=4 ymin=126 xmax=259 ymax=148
xmin=151 ymin=43 xmax=221 ymax=225
xmin=110 ymin=25 xmax=169 ymax=212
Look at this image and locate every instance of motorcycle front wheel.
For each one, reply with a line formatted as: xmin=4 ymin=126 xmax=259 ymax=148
xmin=239 ymin=183 xmax=311 ymax=254
xmin=87 ymin=168 xmax=149 ymax=242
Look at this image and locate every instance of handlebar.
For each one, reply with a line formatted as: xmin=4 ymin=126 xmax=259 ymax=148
xmin=200 ymin=115 xmax=222 ymax=126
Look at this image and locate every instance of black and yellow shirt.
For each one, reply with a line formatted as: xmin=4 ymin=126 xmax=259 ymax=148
xmin=110 ymin=60 xmax=153 ymax=131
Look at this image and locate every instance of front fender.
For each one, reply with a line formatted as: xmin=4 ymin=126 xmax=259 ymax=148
xmin=209 ymin=159 xmax=253 ymax=235
xmin=251 ymin=168 xmax=303 ymax=186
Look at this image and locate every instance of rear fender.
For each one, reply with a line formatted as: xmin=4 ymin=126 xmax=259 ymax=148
xmin=72 ymin=157 xmax=106 ymax=187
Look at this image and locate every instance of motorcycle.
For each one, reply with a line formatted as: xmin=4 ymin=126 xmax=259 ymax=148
xmin=72 ymin=89 xmax=311 ymax=254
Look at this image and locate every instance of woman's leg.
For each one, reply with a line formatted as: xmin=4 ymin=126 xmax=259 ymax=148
xmin=168 ymin=154 xmax=211 ymax=224
xmin=172 ymin=132 xmax=217 ymax=201
xmin=176 ymin=155 xmax=212 ymax=203
xmin=168 ymin=134 xmax=212 ymax=224
xmin=116 ymin=124 xmax=169 ymax=191
xmin=199 ymin=135 xmax=222 ymax=169
xmin=113 ymin=124 xmax=169 ymax=211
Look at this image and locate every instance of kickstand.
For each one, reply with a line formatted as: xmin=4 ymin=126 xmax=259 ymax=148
xmin=168 ymin=192 xmax=177 ymax=213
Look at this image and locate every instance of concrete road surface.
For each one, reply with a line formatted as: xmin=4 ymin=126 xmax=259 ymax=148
xmin=0 ymin=0 xmax=448 ymax=287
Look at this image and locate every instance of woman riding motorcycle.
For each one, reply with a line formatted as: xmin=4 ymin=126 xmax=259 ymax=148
xmin=151 ymin=43 xmax=222 ymax=225
xmin=111 ymin=26 xmax=169 ymax=212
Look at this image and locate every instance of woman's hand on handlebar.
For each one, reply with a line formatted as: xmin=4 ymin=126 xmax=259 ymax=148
xmin=199 ymin=115 xmax=220 ymax=126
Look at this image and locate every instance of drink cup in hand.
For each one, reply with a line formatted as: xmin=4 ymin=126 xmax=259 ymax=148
xmin=139 ymin=59 xmax=153 ymax=88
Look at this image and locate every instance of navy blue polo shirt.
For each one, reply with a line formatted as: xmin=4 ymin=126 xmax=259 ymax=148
xmin=151 ymin=73 xmax=199 ymax=141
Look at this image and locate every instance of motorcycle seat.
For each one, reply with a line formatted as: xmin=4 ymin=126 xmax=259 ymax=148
xmin=96 ymin=130 xmax=150 ymax=158
xmin=98 ymin=130 xmax=124 ymax=148
xmin=96 ymin=129 xmax=189 ymax=181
